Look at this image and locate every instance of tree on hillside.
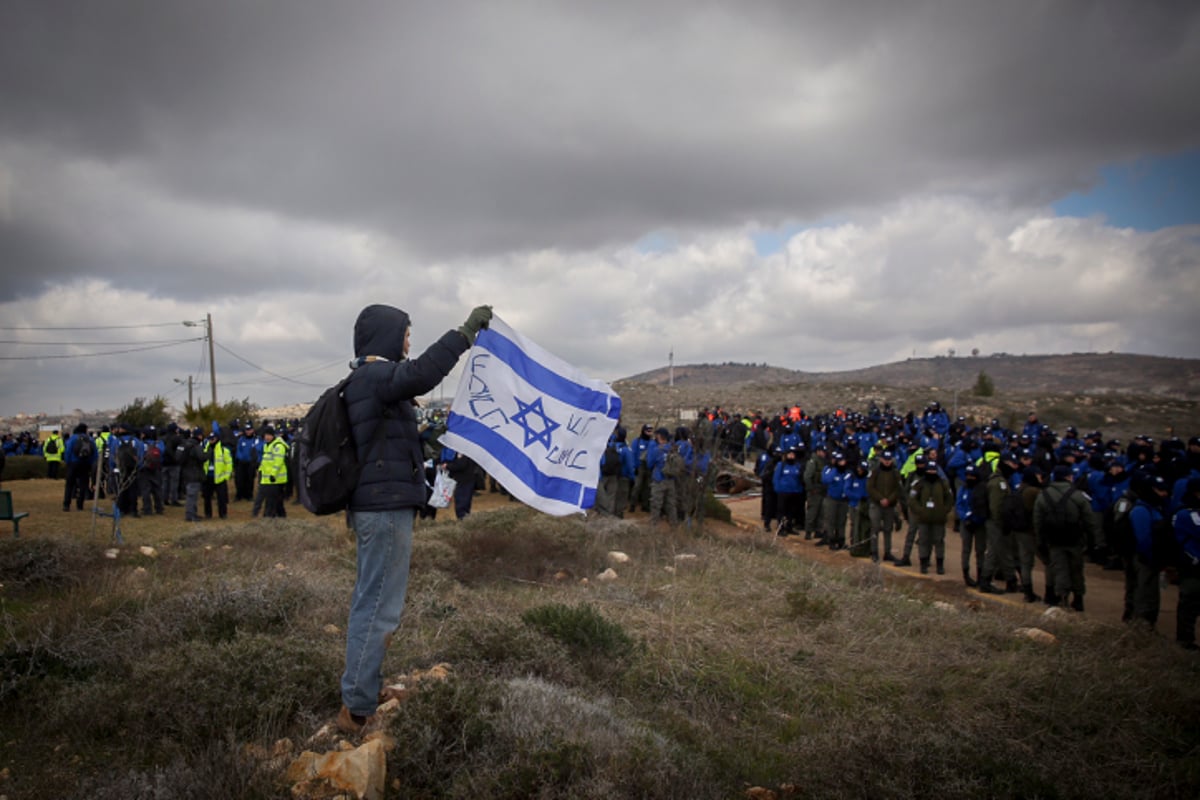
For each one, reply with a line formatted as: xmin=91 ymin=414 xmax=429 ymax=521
xmin=972 ymin=370 xmax=995 ymax=397
xmin=184 ymin=397 xmax=258 ymax=432
xmin=117 ymin=396 xmax=171 ymax=430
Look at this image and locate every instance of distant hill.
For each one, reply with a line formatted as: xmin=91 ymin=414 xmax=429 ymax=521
xmin=623 ymin=353 xmax=1200 ymax=399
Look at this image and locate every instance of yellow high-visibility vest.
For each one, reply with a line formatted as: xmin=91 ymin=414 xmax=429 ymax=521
xmin=205 ymin=441 xmax=233 ymax=484
xmin=259 ymin=438 xmax=289 ymax=484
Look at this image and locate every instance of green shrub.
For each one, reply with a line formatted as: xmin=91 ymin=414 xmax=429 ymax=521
xmin=0 ymin=454 xmax=47 ymax=480
xmin=521 ymin=603 xmax=636 ymax=661
xmin=436 ymin=618 xmax=579 ymax=683
xmin=702 ymin=490 xmax=732 ymax=523
xmin=972 ymin=370 xmax=995 ymax=397
xmin=385 ymin=678 xmax=503 ymax=793
xmin=0 ymin=537 xmax=98 ymax=590
xmin=88 ymin=632 xmax=337 ymax=749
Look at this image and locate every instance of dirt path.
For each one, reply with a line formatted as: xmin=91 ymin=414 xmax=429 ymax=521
xmin=715 ymin=492 xmax=1180 ymax=634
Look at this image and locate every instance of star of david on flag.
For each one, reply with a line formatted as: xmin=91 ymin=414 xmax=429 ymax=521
xmin=439 ymin=315 xmax=621 ymax=516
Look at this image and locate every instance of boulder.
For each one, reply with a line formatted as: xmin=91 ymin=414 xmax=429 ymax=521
xmin=286 ymin=738 xmax=387 ymax=800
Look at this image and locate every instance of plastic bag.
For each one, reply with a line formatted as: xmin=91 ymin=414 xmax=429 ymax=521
xmin=429 ymin=469 xmax=456 ymax=509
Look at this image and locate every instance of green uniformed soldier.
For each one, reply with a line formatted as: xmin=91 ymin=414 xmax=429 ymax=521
xmin=804 ymin=442 xmax=828 ymax=541
xmin=1035 ymin=464 xmax=1101 ymax=611
xmin=978 ymin=451 xmax=1020 ymax=594
xmin=909 ymin=461 xmax=952 ymax=574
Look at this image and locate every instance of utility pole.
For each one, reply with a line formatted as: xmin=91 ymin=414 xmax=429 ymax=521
xmin=176 ymin=377 xmax=193 ymax=408
xmin=206 ymin=313 xmax=217 ymax=407
xmin=183 ymin=314 xmax=218 ymax=408
xmin=668 ymin=347 xmax=674 ymax=388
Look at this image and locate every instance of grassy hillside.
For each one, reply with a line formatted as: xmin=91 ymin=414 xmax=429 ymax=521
xmin=626 ymin=353 xmax=1200 ymax=399
xmin=2 ymin=481 xmax=1198 ymax=799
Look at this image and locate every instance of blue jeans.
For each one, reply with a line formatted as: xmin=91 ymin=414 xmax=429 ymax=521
xmin=341 ymin=509 xmax=415 ymax=716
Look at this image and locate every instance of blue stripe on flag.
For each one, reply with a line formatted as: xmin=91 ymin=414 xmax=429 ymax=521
xmin=447 ymin=412 xmax=591 ymax=507
xmin=479 ymin=329 xmax=619 ymax=419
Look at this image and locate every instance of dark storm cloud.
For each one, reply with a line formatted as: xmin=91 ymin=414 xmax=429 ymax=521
xmin=1 ymin=1 xmax=1198 ymax=416
xmin=2 ymin=0 xmax=1198 ymax=294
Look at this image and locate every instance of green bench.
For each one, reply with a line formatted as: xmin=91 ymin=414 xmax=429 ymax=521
xmin=0 ymin=490 xmax=30 ymax=537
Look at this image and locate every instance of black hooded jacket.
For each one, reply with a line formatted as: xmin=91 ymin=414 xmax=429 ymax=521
xmin=344 ymin=304 xmax=469 ymax=511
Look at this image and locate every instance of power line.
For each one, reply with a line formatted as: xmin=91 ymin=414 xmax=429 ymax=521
xmin=220 ymin=357 xmax=346 ymax=388
xmin=0 ymin=322 xmax=187 ymax=331
xmin=0 ymin=337 xmax=202 ymax=346
xmin=0 ymin=338 xmax=203 ymax=361
xmin=213 ymin=342 xmax=332 ymax=387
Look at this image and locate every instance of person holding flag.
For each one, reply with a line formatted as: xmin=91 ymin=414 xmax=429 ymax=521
xmin=336 ymin=302 xmax=492 ymax=735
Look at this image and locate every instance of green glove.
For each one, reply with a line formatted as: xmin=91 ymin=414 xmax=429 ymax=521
xmin=458 ymin=305 xmax=493 ymax=345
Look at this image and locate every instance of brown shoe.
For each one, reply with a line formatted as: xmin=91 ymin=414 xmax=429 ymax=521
xmin=335 ymin=705 xmax=377 ymax=735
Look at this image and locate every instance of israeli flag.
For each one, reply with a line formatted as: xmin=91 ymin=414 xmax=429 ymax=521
xmin=439 ymin=315 xmax=622 ymax=516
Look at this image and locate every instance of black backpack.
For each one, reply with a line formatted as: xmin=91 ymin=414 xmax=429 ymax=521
xmin=44 ymin=437 xmax=59 ymax=455
xmin=115 ymin=439 xmax=138 ymax=475
xmin=600 ymin=443 xmax=622 ymax=477
xmin=968 ymin=481 xmax=990 ymax=525
xmin=74 ymin=436 xmax=95 ymax=461
xmin=1039 ymin=486 xmax=1080 ymax=545
xmin=1000 ymin=487 xmax=1033 ymax=533
xmin=296 ymin=376 xmax=385 ymax=516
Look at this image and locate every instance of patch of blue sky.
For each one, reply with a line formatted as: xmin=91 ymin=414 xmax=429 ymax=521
xmin=1052 ymin=149 xmax=1200 ymax=231
xmin=751 ymin=222 xmax=812 ymax=256
xmin=633 ymin=230 xmax=680 ymax=255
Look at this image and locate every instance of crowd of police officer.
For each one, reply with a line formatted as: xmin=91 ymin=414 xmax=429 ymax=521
xmin=703 ymin=402 xmax=1199 ymax=650
xmin=26 ymin=418 xmax=301 ymax=522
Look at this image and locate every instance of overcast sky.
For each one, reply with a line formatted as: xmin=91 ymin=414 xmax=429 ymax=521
xmin=2 ymin=0 xmax=1199 ymax=418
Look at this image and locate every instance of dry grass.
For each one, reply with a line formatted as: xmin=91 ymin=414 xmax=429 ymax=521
xmin=1 ymin=479 xmax=1199 ymax=798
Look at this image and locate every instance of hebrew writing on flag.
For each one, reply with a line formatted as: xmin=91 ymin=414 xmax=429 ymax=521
xmin=438 ymin=315 xmax=622 ymax=516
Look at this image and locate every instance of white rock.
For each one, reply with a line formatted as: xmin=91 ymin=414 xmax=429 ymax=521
xmin=104 ymin=548 xmax=120 ymax=559
xmin=597 ymin=568 xmax=618 ymax=582
xmin=1014 ymin=627 xmax=1059 ymax=645
xmin=138 ymin=546 xmax=157 ymax=558
xmin=932 ymin=601 xmax=956 ymax=613
xmin=1042 ymin=606 xmax=1066 ymax=619
xmin=674 ymin=553 xmax=698 ymax=562
xmin=607 ymin=551 xmax=630 ymax=564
